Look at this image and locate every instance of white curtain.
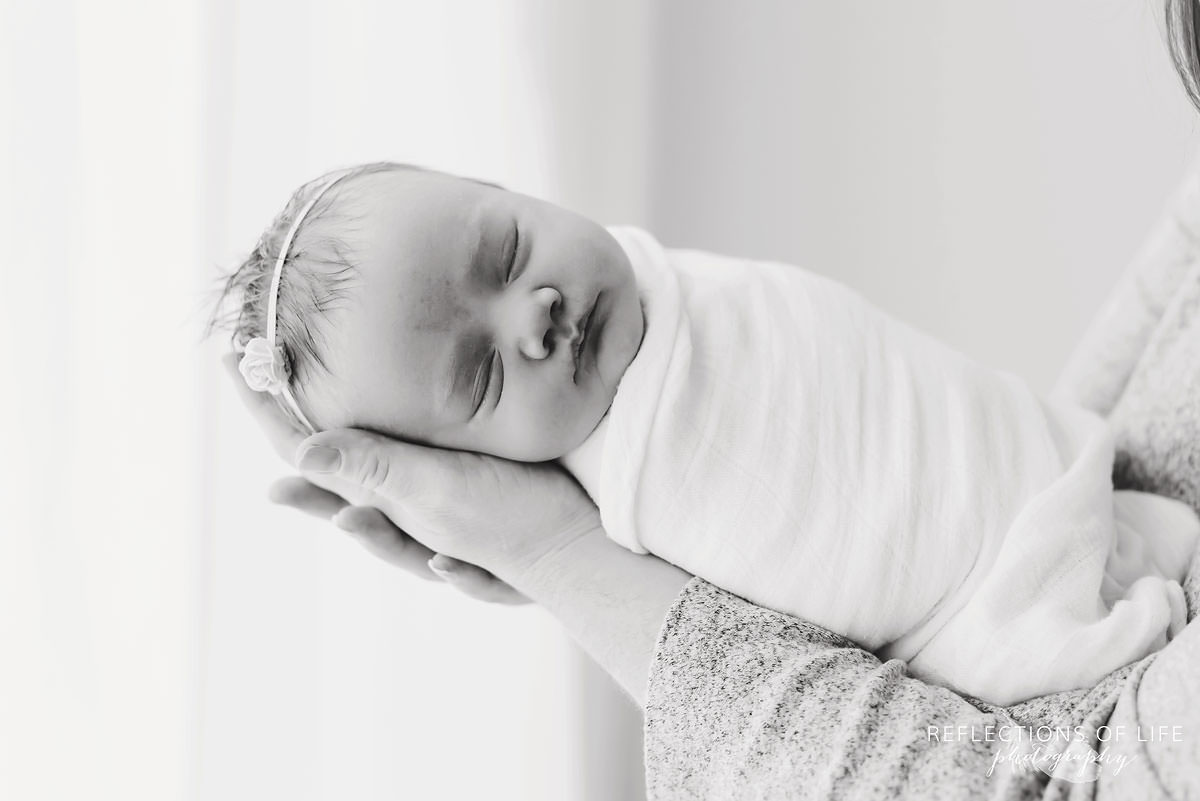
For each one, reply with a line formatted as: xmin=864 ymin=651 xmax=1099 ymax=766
xmin=2 ymin=2 xmax=650 ymax=799
xmin=2 ymin=2 xmax=203 ymax=799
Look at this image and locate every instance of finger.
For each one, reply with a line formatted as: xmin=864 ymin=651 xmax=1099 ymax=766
xmin=223 ymin=351 xmax=308 ymax=465
xmin=267 ymin=476 xmax=348 ymax=520
xmin=295 ymin=428 xmax=461 ymax=501
xmin=427 ymin=555 xmax=529 ymax=605
xmin=332 ymin=505 xmax=439 ymax=579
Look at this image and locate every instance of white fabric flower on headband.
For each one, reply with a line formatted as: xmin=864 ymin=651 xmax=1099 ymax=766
xmin=239 ymin=336 xmax=289 ymax=394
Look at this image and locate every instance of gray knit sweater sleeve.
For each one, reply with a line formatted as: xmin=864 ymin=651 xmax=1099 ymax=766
xmin=643 ymin=166 xmax=1200 ymax=801
xmin=645 ymin=579 xmax=1055 ymax=800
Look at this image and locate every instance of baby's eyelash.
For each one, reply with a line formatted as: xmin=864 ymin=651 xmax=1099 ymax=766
xmin=472 ymin=350 xmax=504 ymax=414
xmin=472 ymin=352 xmax=494 ymax=413
xmin=504 ymin=225 xmax=522 ymax=283
xmin=490 ymin=352 xmax=504 ymax=406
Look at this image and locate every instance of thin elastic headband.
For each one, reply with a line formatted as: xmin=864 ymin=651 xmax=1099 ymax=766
xmin=237 ymin=170 xmax=353 ymax=433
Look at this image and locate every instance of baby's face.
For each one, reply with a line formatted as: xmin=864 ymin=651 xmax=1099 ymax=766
xmin=302 ymin=169 xmax=644 ymax=461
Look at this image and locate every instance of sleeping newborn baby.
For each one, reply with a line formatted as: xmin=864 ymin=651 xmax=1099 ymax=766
xmin=220 ymin=162 xmax=1200 ymax=705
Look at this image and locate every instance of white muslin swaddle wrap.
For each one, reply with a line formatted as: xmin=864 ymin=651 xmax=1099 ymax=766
xmin=586 ymin=225 xmax=1200 ymax=705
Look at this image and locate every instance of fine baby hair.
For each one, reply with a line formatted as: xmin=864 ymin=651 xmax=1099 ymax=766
xmin=211 ymin=161 xmax=424 ymax=430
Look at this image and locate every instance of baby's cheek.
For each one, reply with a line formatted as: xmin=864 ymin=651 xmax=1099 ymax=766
xmin=531 ymin=394 xmax=579 ymax=453
xmin=492 ymin=389 xmax=580 ymax=461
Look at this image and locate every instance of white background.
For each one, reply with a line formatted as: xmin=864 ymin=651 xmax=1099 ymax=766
xmin=1 ymin=2 xmax=1196 ymax=800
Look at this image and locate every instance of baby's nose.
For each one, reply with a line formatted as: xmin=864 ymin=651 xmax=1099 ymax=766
xmin=514 ymin=286 xmax=563 ymax=361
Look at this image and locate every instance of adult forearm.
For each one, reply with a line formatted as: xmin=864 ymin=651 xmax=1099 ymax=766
xmin=498 ymin=526 xmax=690 ymax=708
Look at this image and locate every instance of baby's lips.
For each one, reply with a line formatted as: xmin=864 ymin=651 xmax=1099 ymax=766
xmin=568 ymin=291 xmax=602 ymax=383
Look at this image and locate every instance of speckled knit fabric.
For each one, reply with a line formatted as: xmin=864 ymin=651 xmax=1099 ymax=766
xmin=643 ymin=174 xmax=1200 ymax=800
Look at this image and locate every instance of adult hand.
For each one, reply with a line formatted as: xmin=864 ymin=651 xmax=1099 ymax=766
xmin=285 ymin=422 xmax=694 ymax=709
xmin=289 ymin=425 xmax=601 ymax=588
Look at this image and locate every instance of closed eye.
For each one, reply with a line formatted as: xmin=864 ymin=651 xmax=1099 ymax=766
xmin=504 ymin=224 xmax=523 ymax=284
xmin=472 ymin=350 xmax=504 ymax=415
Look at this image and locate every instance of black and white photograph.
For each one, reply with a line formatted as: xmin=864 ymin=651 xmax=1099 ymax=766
xmin=6 ymin=1 xmax=1200 ymax=799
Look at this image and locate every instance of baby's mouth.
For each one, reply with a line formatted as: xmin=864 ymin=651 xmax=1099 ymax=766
xmin=571 ymin=292 xmax=600 ymax=384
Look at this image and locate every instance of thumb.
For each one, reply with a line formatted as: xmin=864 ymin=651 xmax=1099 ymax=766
xmin=296 ymin=428 xmax=438 ymax=501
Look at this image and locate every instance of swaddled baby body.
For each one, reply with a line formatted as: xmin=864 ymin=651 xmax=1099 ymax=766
xmin=219 ymin=163 xmax=1200 ymax=704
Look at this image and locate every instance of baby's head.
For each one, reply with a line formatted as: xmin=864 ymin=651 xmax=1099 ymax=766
xmin=215 ymin=163 xmax=644 ymax=462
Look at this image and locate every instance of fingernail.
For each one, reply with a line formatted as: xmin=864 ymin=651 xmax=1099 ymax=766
xmin=427 ymin=556 xmax=456 ymax=579
xmin=298 ymin=445 xmax=341 ymax=473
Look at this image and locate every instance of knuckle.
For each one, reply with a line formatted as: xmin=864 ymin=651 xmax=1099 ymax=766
xmin=354 ymin=450 xmax=392 ymax=494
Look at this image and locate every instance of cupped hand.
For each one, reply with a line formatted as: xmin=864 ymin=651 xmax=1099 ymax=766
xmin=290 ymin=426 xmax=600 ymax=587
